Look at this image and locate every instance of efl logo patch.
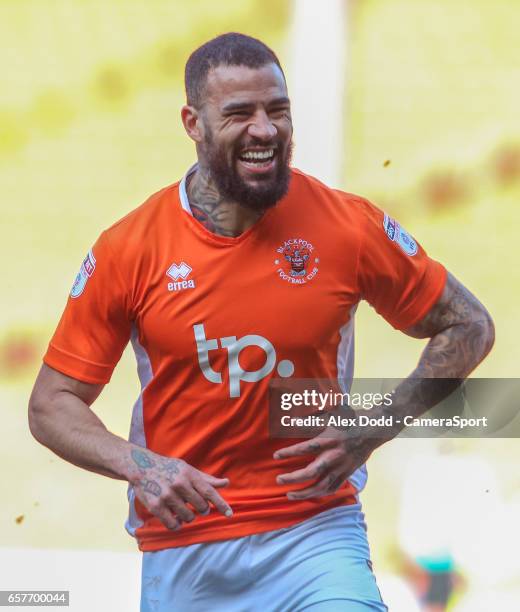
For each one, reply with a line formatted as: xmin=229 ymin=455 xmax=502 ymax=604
xmin=70 ymin=250 xmax=96 ymax=298
xmin=274 ymin=238 xmax=319 ymax=285
xmin=383 ymin=214 xmax=418 ymax=256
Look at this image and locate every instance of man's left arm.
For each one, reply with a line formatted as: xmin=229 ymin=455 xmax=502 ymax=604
xmin=403 ymin=270 xmax=495 ymax=377
xmin=274 ymin=272 xmax=495 ymax=499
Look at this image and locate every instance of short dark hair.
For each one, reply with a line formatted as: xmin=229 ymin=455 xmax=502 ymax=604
xmin=185 ymin=32 xmax=285 ymax=108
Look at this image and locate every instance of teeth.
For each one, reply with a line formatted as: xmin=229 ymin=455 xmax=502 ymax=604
xmin=241 ymin=149 xmax=274 ymax=161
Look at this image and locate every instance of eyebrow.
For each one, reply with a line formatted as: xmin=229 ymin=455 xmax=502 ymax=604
xmin=221 ymin=97 xmax=291 ymax=113
xmin=221 ymin=101 xmax=254 ymax=113
xmin=268 ymin=96 xmax=291 ymax=107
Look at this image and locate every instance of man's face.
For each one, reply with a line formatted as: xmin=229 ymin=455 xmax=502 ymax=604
xmin=196 ymin=63 xmax=293 ymax=210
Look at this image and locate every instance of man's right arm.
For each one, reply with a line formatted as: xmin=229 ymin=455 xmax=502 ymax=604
xmin=28 ymin=364 xmax=232 ymax=529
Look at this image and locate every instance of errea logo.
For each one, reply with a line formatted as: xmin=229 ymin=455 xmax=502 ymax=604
xmin=166 ymin=261 xmax=195 ymax=292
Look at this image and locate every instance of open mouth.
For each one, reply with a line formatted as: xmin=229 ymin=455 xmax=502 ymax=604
xmin=237 ymin=148 xmax=276 ymax=173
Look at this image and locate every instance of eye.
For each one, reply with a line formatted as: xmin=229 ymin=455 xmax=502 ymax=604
xmin=270 ymin=107 xmax=290 ymax=117
xmin=224 ymin=110 xmax=250 ymax=119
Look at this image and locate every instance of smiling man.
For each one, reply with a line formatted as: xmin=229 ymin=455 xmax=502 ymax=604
xmin=182 ymin=39 xmax=293 ymax=233
xmin=29 ymin=33 xmax=494 ymax=611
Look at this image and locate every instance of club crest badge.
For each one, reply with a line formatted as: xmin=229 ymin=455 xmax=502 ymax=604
xmin=383 ymin=214 xmax=418 ymax=256
xmin=70 ymin=249 xmax=96 ymax=298
xmin=274 ymin=238 xmax=319 ymax=285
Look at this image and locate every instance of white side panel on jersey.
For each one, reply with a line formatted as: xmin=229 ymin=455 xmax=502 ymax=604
xmin=336 ymin=305 xmax=369 ymax=495
xmin=336 ymin=305 xmax=357 ymax=392
xmin=125 ymin=324 xmax=154 ymax=538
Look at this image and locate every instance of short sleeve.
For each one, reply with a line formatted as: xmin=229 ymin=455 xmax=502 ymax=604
xmin=43 ymin=231 xmax=132 ymax=384
xmin=357 ymin=200 xmax=447 ymax=330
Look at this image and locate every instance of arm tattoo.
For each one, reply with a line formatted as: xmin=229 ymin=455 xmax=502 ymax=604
xmin=407 ymin=272 xmax=495 ymax=379
xmin=387 ymin=272 xmax=495 ymax=423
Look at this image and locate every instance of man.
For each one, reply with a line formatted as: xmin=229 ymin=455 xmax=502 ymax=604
xmin=29 ymin=33 xmax=494 ymax=611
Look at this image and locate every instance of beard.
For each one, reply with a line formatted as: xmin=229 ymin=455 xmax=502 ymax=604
xmin=201 ymin=129 xmax=293 ymax=211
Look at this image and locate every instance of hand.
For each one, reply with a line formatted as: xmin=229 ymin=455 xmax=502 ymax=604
xmin=130 ymin=448 xmax=232 ymax=531
xmin=273 ymin=429 xmax=380 ymax=500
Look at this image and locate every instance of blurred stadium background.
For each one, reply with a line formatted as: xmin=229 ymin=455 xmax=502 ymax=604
xmin=1 ymin=1 xmax=519 ymax=610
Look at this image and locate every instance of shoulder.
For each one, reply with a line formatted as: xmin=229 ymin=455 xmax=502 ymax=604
xmin=289 ymin=168 xmax=382 ymax=227
xmin=88 ymin=182 xmax=180 ymax=287
xmin=87 ymin=181 xmax=182 ymax=300
xmin=101 ymin=181 xmax=180 ymax=250
xmin=95 ymin=182 xmax=180 ymax=261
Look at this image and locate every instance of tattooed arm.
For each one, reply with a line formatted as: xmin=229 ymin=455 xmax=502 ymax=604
xmin=29 ymin=365 xmax=232 ymax=528
xmin=404 ymin=271 xmax=495 ymax=375
xmin=382 ymin=271 xmax=496 ymax=422
xmin=275 ymin=272 xmax=495 ymax=499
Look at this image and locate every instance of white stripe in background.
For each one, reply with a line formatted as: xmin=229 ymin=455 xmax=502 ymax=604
xmin=289 ymin=0 xmax=347 ymax=187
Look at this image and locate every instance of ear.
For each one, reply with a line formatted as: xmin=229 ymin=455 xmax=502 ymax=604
xmin=181 ymin=105 xmax=204 ymax=143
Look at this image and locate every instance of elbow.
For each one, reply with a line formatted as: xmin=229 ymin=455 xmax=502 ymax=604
xmin=28 ymin=390 xmax=50 ymax=445
xmin=478 ymin=307 xmax=495 ymax=360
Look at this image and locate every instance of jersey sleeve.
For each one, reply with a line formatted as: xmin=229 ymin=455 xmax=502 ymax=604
xmin=43 ymin=231 xmax=133 ymax=384
xmin=357 ymin=200 xmax=447 ymax=330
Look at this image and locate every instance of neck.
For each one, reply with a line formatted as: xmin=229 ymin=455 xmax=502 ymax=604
xmin=186 ymin=166 xmax=264 ymax=237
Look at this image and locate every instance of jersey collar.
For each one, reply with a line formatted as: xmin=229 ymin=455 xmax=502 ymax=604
xmin=179 ymin=163 xmax=198 ymax=216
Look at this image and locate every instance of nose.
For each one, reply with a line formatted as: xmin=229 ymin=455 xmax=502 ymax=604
xmin=248 ymin=110 xmax=277 ymax=141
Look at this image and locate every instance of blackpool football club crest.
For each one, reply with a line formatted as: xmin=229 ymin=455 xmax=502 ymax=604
xmin=274 ymin=238 xmax=319 ymax=285
xmin=383 ymin=214 xmax=418 ymax=256
xmin=70 ymin=249 xmax=96 ymax=298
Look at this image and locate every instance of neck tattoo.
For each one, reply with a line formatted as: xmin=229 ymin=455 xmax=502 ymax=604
xmin=186 ymin=169 xmax=263 ymax=237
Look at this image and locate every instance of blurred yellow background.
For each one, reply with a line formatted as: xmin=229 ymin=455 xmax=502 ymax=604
xmin=1 ymin=1 xmax=519 ymax=610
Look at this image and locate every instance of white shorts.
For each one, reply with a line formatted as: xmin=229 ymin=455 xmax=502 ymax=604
xmin=141 ymin=505 xmax=387 ymax=612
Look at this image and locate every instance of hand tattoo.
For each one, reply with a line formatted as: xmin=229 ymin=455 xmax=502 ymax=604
xmin=327 ymin=473 xmax=344 ymax=492
xmin=130 ymin=449 xmax=181 ymax=487
xmin=315 ymin=461 xmax=329 ymax=476
xmin=157 ymin=458 xmax=181 ymax=484
xmin=142 ymin=479 xmax=161 ymax=497
xmin=132 ymin=449 xmax=155 ymax=469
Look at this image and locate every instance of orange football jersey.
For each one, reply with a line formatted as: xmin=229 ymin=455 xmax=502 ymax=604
xmin=44 ymin=168 xmax=446 ymax=551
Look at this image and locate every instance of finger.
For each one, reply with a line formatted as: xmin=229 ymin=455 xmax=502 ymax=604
xmin=134 ymin=485 xmax=183 ymax=529
xmin=273 ymin=438 xmax=335 ymax=460
xmin=202 ymin=474 xmax=230 ymax=489
xmin=153 ymin=506 xmax=181 ymax=531
xmin=182 ymin=487 xmax=211 ymax=515
xmin=287 ymin=472 xmax=346 ymax=501
xmin=277 ymin=457 xmax=334 ymax=485
xmin=194 ymin=478 xmax=233 ymax=517
xmin=163 ymin=490 xmax=196 ymax=523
